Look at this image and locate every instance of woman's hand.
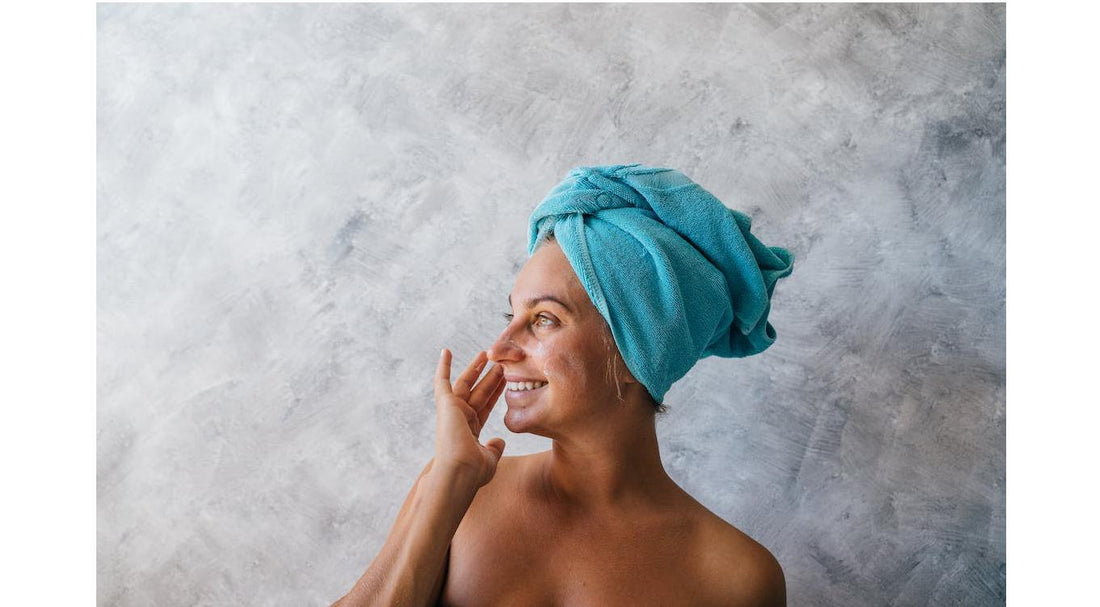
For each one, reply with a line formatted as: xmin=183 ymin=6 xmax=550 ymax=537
xmin=433 ymin=348 xmax=507 ymax=488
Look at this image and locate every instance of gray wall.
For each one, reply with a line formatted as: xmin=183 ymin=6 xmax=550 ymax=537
xmin=97 ymin=4 xmax=1005 ymax=605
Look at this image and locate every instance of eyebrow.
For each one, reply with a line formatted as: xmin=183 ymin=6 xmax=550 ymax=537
xmin=508 ymin=294 xmax=574 ymax=314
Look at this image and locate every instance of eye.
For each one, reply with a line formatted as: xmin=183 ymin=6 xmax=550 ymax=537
xmin=534 ymin=313 xmax=556 ymax=327
xmin=501 ymin=312 xmax=556 ymax=328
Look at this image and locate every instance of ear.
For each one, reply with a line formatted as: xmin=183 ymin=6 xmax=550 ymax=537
xmin=619 ymin=365 xmax=640 ymax=385
xmin=614 ymin=353 xmax=644 ymax=388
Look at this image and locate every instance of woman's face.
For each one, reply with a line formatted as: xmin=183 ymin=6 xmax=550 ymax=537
xmin=488 ymin=240 xmax=629 ymax=437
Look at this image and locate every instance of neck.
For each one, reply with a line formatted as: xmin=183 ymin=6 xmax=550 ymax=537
xmin=538 ymin=404 xmax=677 ymax=514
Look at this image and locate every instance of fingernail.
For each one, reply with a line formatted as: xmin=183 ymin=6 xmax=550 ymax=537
xmin=441 ymin=348 xmax=447 ymax=357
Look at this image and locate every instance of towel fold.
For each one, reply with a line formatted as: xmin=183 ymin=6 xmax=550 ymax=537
xmin=527 ymin=164 xmax=794 ymax=404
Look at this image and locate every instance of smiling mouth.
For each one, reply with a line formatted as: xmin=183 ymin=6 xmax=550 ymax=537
xmin=506 ymin=380 xmax=547 ymax=392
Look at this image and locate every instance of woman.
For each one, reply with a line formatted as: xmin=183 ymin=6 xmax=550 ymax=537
xmin=335 ymin=164 xmax=795 ymax=606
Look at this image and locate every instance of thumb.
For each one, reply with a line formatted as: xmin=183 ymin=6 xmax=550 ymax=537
xmin=483 ymin=437 xmax=506 ymax=462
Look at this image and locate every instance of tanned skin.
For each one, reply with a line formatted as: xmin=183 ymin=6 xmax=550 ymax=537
xmin=334 ymin=240 xmax=785 ymax=607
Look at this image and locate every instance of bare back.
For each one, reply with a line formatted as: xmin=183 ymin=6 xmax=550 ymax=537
xmin=441 ymin=453 xmax=785 ymax=606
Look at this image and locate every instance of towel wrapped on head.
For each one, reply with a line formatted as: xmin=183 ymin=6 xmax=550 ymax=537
xmin=527 ymin=164 xmax=795 ymax=405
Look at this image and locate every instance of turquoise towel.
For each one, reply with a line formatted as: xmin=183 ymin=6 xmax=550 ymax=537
xmin=527 ymin=164 xmax=794 ymax=404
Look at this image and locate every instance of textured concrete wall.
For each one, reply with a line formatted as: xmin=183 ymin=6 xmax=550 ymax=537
xmin=97 ymin=4 xmax=1005 ymax=605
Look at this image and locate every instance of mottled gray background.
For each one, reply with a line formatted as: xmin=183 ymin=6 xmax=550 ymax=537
xmin=97 ymin=3 xmax=1005 ymax=605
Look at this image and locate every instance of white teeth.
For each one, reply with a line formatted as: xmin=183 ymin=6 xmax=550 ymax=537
xmin=508 ymin=381 xmax=547 ymax=391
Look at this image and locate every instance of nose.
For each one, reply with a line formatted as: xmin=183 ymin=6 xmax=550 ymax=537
xmin=488 ymin=324 xmax=524 ymax=364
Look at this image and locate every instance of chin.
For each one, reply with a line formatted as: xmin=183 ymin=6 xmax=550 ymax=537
xmin=503 ymin=402 xmax=549 ymax=436
xmin=502 ymin=406 xmax=533 ymax=434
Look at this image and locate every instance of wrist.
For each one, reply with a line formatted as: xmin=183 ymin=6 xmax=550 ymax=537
xmin=424 ymin=459 xmax=483 ymax=495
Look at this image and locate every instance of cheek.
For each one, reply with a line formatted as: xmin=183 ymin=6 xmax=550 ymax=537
xmin=540 ymin=346 xmax=592 ymax=390
xmin=534 ymin=341 xmax=554 ymax=380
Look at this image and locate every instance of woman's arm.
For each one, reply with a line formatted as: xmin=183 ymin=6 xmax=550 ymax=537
xmin=332 ymin=349 xmax=507 ymax=607
xmin=332 ymin=458 xmax=479 ymax=607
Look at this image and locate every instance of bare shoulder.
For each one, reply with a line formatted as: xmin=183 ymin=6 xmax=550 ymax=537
xmin=465 ymin=454 xmax=537 ymax=512
xmin=489 ymin=453 xmax=534 ymax=488
xmin=693 ymin=509 xmax=786 ymax=607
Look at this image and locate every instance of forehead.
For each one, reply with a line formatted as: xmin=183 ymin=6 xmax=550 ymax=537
xmin=510 ymin=241 xmax=588 ymax=310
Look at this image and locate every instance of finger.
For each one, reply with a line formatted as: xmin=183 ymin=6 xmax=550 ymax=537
xmin=452 ymin=351 xmax=487 ymax=399
xmin=434 ymin=348 xmax=453 ymax=401
xmin=477 ymin=373 xmax=507 ymax=429
xmin=468 ymin=363 xmax=503 ymax=409
xmin=482 ymin=437 xmax=506 ymax=463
